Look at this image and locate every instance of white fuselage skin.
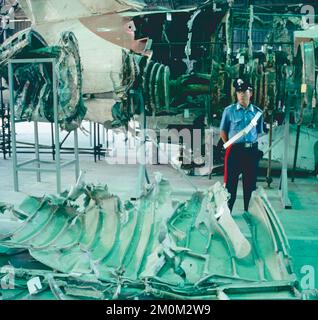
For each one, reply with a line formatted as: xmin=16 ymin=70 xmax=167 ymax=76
xmin=18 ymin=0 xmax=145 ymax=123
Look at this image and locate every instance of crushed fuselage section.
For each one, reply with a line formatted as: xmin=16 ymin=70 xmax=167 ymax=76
xmin=0 ymin=176 xmax=299 ymax=300
xmin=0 ymin=29 xmax=86 ymax=131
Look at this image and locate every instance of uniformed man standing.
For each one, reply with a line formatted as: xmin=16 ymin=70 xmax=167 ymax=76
xmin=220 ymin=79 xmax=264 ymax=213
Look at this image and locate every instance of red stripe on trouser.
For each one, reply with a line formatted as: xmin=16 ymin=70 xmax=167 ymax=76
xmin=224 ymin=145 xmax=233 ymax=185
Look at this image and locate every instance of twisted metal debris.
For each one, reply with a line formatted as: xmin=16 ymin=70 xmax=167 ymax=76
xmin=0 ymin=29 xmax=86 ymax=131
xmin=0 ymin=175 xmax=299 ymax=300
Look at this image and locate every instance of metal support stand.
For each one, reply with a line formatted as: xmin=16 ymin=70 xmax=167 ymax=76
xmin=9 ymin=58 xmax=80 ymax=194
xmin=92 ymin=122 xmax=104 ymax=162
xmin=89 ymin=121 xmax=93 ymax=147
xmin=93 ymin=122 xmax=97 ymax=162
xmin=266 ymin=113 xmax=274 ymax=188
xmin=102 ymin=125 xmax=106 ymax=146
xmin=106 ymin=129 xmax=109 ymax=150
xmin=0 ymin=76 xmax=11 ymax=159
xmin=279 ymin=109 xmax=292 ymax=209
xmin=131 ymin=89 xmax=149 ymax=200
xmin=152 ymin=136 xmax=160 ymax=165
xmin=195 ymin=125 xmax=214 ymax=176
xmin=34 ymin=120 xmax=41 ymax=182
xmin=50 ymin=123 xmax=55 ymax=160
xmin=15 ymin=120 xmax=109 ymax=160
xmin=291 ymin=124 xmax=301 ymax=183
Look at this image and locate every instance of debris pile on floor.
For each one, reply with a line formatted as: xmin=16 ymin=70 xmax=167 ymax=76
xmin=0 ymin=174 xmax=299 ymax=300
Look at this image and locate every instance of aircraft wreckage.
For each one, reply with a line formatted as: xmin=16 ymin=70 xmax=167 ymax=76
xmin=0 ymin=0 xmax=317 ymax=173
xmin=0 ymin=29 xmax=86 ymax=131
xmin=0 ymin=175 xmax=300 ymax=300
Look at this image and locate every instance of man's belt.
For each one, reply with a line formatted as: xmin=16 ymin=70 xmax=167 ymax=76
xmin=232 ymin=142 xmax=258 ymax=148
xmin=223 ymin=112 xmax=262 ymax=150
xmin=243 ymin=142 xmax=257 ymax=148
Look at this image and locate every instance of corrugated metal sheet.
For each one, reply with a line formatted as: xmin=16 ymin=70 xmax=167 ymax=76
xmin=11 ymin=19 xmax=31 ymax=33
xmin=233 ymin=28 xmax=269 ymax=52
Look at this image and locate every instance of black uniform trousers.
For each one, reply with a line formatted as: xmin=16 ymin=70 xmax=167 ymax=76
xmin=224 ymin=143 xmax=259 ymax=212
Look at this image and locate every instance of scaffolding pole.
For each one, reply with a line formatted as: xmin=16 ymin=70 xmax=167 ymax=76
xmin=8 ymin=58 xmax=80 ymax=194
